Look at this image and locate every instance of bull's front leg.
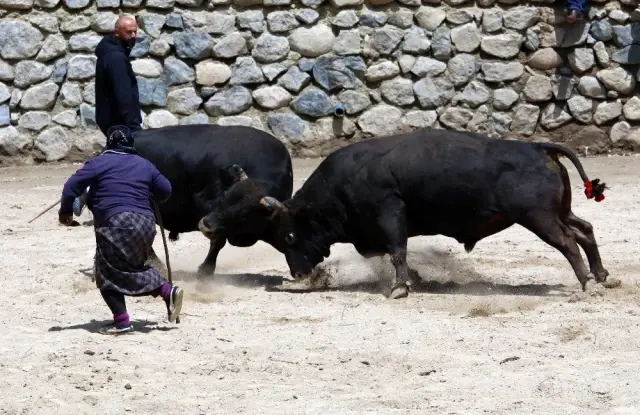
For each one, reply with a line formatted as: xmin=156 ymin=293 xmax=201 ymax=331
xmin=197 ymin=236 xmax=227 ymax=276
xmin=390 ymin=250 xmax=411 ymax=299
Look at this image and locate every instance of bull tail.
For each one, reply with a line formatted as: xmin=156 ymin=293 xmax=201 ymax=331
xmin=539 ymin=142 xmax=606 ymax=203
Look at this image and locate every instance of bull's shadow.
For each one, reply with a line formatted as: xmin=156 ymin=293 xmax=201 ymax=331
xmin=170 ymin=269 xmax=289 ymax=289
xmin=78 ymin=248 xmax=570 ymax=297
xmin=276 ymin=278 xmax=569 ymax=297
xmin=76 ymin=264 xmax=289 ymax=289
xmin=265 ymin=248 xmax=571 ymax=298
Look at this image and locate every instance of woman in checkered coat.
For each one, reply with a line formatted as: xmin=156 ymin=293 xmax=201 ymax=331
xmin=58 ymin=126 xmax=184 ymax=335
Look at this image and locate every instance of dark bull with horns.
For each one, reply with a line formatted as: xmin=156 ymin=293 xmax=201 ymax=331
xmin=133 ymin=124 xmax=294 ymax=276
xmin=232 ymin=128 xmax=616 ymax=299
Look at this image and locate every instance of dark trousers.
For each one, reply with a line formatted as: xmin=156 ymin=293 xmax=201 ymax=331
xmin=101 ymin=290 xmax=127 ymax=315
xmin=566 ymin=0 xmax=589 ymax=12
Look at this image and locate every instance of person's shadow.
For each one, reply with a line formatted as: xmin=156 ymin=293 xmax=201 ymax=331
xmin=48 ymin=319 xmax=176 ymax=334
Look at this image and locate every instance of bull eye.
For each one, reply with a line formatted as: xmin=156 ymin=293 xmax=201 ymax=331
xmin=285 ymin=232 xmax=296 ymax=245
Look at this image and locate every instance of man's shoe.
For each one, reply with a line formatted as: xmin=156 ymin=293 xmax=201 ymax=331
xmin=165 ymin=286 xmax=184 ymax=323
xmin=98 ymin=323 xmax=134 ymax=335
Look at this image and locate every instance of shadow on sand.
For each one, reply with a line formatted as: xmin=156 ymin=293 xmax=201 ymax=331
xmin=77 ymin=246 xmax=573 ymax=298
xmin=263 ymin=278 xmax=569 ymax=298
xmin=182 ymin=269 xmax=569 ymax=298
xmin=48 ymin=319 xmax=177 ymax=334
xmin=259 ymin=246 xmax=572 ymax=297
xmin=169 ymin=269 xmax=289 ymax=289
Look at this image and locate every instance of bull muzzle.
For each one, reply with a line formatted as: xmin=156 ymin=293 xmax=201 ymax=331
xmin=198 ymin=217 xmax=215 ymax=239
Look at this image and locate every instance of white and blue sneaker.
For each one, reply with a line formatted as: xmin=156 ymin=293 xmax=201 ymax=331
xmin=98 ymin=323 xmax=134 ymax=335
xmin=73 ymin=187 xmax=89 ymax=217
xmin=165 ymin=286 xmax=184 ymax=323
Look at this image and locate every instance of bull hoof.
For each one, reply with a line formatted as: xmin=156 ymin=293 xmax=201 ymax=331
xmin=580 ymin=273 xmax=597 ymax=292
xmin=197 ymin=265 xmax=216 ymax=277
xmin=389 ymin=283 xmax=409 ymax=300
xmin=602 ymin=278 xmax=621 ymax=289
xmin=595 ymin=269 xmax=610 ymax=283
xmin=584 ymin=278 xmax=606 ymax=297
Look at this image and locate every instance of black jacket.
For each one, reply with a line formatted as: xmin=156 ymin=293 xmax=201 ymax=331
xmin=94 ymin=35 xmax=142 ymax=136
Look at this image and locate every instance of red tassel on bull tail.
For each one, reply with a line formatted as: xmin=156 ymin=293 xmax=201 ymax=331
xmin=584 ymin=179 xmax=605 ymax=202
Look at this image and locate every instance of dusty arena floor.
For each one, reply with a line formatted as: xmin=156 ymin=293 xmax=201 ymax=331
xmin=1 ymin=155 xmax=640 ymax=414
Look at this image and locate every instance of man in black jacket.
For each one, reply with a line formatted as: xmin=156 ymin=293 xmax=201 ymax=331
xmin=76 ymin=16 xmax=143 ymax=217
xmin=94 ymin=16 xmax=142 ymax=137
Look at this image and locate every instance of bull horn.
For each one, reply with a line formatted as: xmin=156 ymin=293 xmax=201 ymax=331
xmin=260 ymin=196 xmax=286 ymax=212
xmin=198 ymin=217 xmax=215 ymax=239
xmin=229 ymin=164 xmax=248 ymax=182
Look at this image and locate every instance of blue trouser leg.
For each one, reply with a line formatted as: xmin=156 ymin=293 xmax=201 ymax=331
xmin=566 ymin=0 xmax=589 ymax=13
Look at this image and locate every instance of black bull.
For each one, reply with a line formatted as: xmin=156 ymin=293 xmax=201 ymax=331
xmin=242 ymin=128 xmax=610 ymax=299
xmin=132 ymin=124 xmax=293 ymax=275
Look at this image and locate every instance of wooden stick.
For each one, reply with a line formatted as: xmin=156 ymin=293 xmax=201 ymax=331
xmin=152 ymin=200 xmax=179 ymax=324
xmin=28 ymin=199 xmax=60 ymax=224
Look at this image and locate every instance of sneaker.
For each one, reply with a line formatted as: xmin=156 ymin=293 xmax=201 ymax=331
xmin=165 ymin=286 xmax=184 ymax=323
xmin=98 ymin=323 xmax=134 ymax=335
xmin=73 ymin=188 xmax=89 ymax=217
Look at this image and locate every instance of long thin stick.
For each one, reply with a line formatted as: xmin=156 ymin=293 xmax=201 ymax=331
xmin=28 ymin=200 xmax=60 ymax=224
xmin=152 ymin=200 xmax=179 ymax=324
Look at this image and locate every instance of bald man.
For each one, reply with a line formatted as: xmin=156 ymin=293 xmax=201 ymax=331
xmin=73 ymin=16 xmax=144 ymax=218
xmin=94 ymin=16 xmax=143 ymax=137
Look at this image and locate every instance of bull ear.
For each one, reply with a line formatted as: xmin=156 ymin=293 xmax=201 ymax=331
xmin=220 ymin=164 xmax=248 ymax=187
xmin=260 ymin=196 xmax=287 ymax=213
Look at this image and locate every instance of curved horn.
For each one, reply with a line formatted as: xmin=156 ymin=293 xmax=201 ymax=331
xmin=260 ymin=196 xmax=287 ymax=212
xmin=198 ymin=217 xmax=216 ymax=239
xmin=229 ymin=164 xmax=248 ymax=182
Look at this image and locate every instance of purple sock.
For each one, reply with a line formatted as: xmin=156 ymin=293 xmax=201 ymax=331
xmin=160 ymin=282 xmax=172 ymax=301
xmin=114 ymin=312 xmax=130 ymax=327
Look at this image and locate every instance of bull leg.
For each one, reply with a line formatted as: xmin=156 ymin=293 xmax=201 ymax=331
xmin=146 ymin=245 xmax=167 ymax=273
xmin=377 ymin=201 xmax=412 ymax=299
xmin=564 ymin=211 xmax=609 ymax=283
xmin=389 ymin=252 xmax=411 ymax=299
xmin=148 ymin=245 xmax=159 ymax=261
xmin=197 ymin=236 xmax=227 ymax=276
xmin=519 ymin=211 xmax=592 ymax=291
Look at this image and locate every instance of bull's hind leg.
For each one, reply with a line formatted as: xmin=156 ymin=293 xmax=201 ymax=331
xmin=555 ymin=159 xmax=610 ymax=284
xmin=519 ymin=211 xmax=592 ymax=291
xmin=376 ymin=200 xmax=412 ymax=299
xmin=146 ymin=246 xmax=167 ymax=273
xmin=197 ymin=236 xmax=227 ymax=276
xmin=564 ymin=211 xmax=609 ymax=283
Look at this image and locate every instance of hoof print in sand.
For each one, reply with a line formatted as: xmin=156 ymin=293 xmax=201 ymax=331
xmin=602 ymin=278 xmax=622 ymax=289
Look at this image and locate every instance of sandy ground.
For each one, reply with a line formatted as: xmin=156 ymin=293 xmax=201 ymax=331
xmin=1 ymin=154 xmax=640 ymax=415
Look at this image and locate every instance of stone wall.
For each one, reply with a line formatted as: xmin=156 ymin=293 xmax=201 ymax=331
xmin=0 ymin=0 xmax=639 ymax=164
